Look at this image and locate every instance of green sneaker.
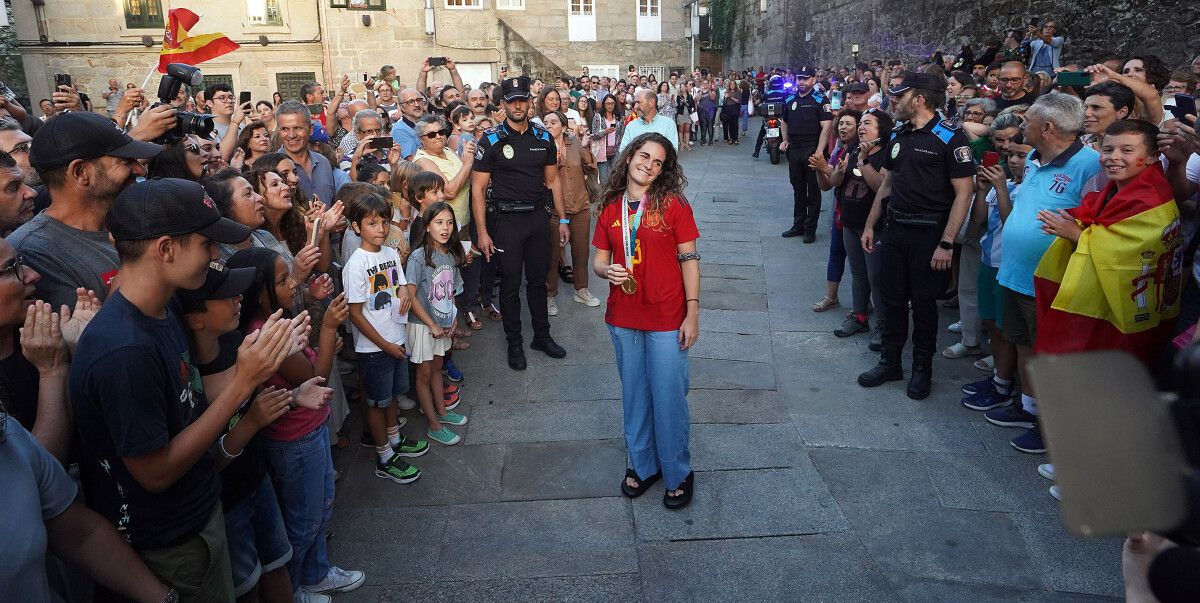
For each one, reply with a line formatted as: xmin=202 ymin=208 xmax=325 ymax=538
xmin=427 ymin=426 xmax=461 ymax=445
xmin=392 ymin=435 xmax=429 ymax=458
xmin=375 ymin=455 xmax=420 ymax=484
xmin=439 ymin=411 xmax=468 ymax=426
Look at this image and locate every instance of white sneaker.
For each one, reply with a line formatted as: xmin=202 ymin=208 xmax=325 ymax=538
xmin=573 ymin=288 xmax=601 ymax=307
xmin=295 ymin=588 xmax=332 ymax=603
xmin=307 ymin=566 xmax=365 ymax=594
xmin=397 ymin=397 xmax=417 ymax=411
xmin=948 ymin=321 xmax=962 ymax=334
xmin=547 ymin=296 xmax=559 ymax=316
xmin=1037 ymin=463 xmax=1055 ymax=481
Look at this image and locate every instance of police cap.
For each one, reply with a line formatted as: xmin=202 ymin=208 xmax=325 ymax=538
xmin=499 ymin=76 xmax=532 ymax=102
xmin=887 ymin=72 xmax=945 ymax=96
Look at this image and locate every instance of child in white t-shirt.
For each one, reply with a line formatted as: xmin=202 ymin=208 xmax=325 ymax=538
xmin=343 ymin=192 xmax=429 ymax=484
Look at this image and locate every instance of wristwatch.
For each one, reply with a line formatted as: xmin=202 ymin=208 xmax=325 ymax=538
xmin=938 ymin=240 xmax=954 ymax=250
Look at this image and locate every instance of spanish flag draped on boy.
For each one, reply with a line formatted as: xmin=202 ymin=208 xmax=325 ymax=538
xmin=1032 ymin=162 xmax=1183 ymax=367
xmin=157 ymin=8 xmax=240 ymax=73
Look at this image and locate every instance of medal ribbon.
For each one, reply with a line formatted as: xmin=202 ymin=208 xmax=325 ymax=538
xmin=620 ymin=192 xmax=646 ymax=273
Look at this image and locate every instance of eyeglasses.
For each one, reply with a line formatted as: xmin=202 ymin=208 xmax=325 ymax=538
xmin=998 ymin=77 xmax=1023 ymax=84
xmin=5 ymin=141 xmax=30 ymax=155
xmin=423 ymin=129 xmax=450 ymax=139
xmin=965 ymin=110 xmax=986 ymax=117
xmin=184 ymin=144 xmax=201 ymax=154
xmin=402 ymin=98 xmax=427 ymax=106
xmin=0 ymin=255 xmax=27 ymax=281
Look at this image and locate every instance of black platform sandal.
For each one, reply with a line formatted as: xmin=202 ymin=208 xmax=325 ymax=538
xmin=620 ymin=468 xmax=661 ymax=498
xmin=663 ymin=471 xmax=694 ymax=510
xmin=559 ymin=265 xmax=575 ymax=284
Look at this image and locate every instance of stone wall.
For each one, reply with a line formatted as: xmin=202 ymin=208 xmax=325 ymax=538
xmin=726 ymin=0 xmax=1200 ymax=70
xmin=14 ymin=0 xmax=693 ymax=106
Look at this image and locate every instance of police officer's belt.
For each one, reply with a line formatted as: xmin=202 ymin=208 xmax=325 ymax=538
xmin=490 ymin=199 xmax=539 ymax=213
xmin=887 ymin=208 xmax=943 ymax=227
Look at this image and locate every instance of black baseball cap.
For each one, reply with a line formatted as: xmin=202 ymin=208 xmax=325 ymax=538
xmin=108 ymin=178 xmax=251 ymax=244
xmin=887 ymin=72 xmax=945 ymax=95
xmin=30 ymin=111 xmax=161 ymax=172
xmin=844 ymin=82 xmax=870 ymax=94
xmin=178 ymin=261 xmax=255 ymax=314
xmin=499 ymin=76 xmax=532 ymax=101
xmin=795 ymin=66 xmax=816 ymax=78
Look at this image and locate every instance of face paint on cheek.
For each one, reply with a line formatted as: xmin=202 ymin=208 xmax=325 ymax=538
xmin=1134 ymin=157 xmax=1147 ymax=167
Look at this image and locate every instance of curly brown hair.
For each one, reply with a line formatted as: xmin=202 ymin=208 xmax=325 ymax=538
xmin=597 ymin=132 xmax=688 ymax=214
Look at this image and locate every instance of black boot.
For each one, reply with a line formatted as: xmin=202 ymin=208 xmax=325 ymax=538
xmin=507 ymin=341 xmax=527 ymax=371
xmin=857 ymin=360 xmax=903 ymax=387
xmin=907 ymin=351 xmax=933 ymax=400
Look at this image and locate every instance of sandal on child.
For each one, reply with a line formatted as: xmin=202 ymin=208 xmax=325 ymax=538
xmin=466 ymin=311 xmax=483 ymax=331
xmin=942 ymin=342 xmax=982 ymax=359
xmin=451 ymin=339 xmax=470 ymax=351
xmin=974 ymin=355 xmax=995 ymax=372
xmin=811 ymin=296 xmax=840 ymax=312
xmin=620 ymin=468 xmax=661 ymax=498
xmin=663 ymin=471 xmax=695 ymax=510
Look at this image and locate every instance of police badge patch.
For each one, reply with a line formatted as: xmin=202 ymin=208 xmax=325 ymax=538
xmin=502 ymin=144 xmax=514 ymax=159
xmin=891 ymin=143 xmax=900 ymax=159
xmin=953 ymin=146 xmax=972 ymax=163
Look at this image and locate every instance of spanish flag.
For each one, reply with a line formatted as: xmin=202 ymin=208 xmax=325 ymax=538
xmin=1033 ymin=162 xmax=1183 ymax=367
xmin=158 ymin=8 xmax=240 ymax=73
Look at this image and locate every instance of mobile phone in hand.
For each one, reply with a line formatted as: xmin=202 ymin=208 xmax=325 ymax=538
xmin=309 ymin=217 xmax=323 ymax=248
xmin=982 ymin=151 xmax=1000 ymax=167
xmin=1055 ymin=71 xmax=1091 ymax=87
xmin=1168 ymin=94 xmax=1197 ymax=123
xmin=368 ymin=136 xmax=393 ymax=151
xmin=428 ymin=56 xmax=447 ymax=67
xmin=239 ymin=90 xmax=252 ymax=106
xmin=54 ymin=73 xmax=73 ymax=89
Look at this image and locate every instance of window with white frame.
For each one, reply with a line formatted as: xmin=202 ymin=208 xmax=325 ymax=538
xmin=760 ymin=0 xmax=767 ymax=11
xmin=496 ymin=0 xmax=525 ymax=9
xmin=247 ymin=0 xmax=283 ymax=25
xmin=567 ymin=0 xmax=596 ymax=42
xmin=445 ymin=0 xmax=482 ymax=8
xmin=636 ymin=0 xmax=661 ymax=42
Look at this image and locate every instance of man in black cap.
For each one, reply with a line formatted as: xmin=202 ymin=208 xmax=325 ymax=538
xmin=471 ymin=75 xmax=570 ymax=370
xmin=856 ymin=72 xmax=976 ymax=399
xmin=6 ymin=111 xmax=161 ymax=308
xmin=779 ymin=66 xmax=833 ymax=243
xmin=69 ymin=177 xmax=296 ymax=603
xmin=842 ymin=81 xmax=872 ymax=113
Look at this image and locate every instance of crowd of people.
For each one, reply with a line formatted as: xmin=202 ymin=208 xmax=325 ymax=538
xmin=750 ymin=21 xmax=1196 ymax=601
xmin=1 ymin=52 xmax=714 ymax=603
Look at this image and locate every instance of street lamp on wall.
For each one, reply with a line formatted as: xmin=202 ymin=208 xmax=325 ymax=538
xmin=851 ymin=44 xmax=860 ymax=63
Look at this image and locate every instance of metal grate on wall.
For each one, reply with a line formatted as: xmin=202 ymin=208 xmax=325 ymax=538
xmin=276 ymin=72 xmax=318 ymax=102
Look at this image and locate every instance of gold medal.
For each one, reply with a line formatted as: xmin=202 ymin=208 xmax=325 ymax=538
xmin=621 ymin=274 xmax=638 ymax=295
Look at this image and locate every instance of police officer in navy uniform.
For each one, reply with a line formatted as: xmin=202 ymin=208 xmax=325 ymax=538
xmin=471 ymin=75 xmax=571 ymax=370
xmin=778 ymin=66 xmax=833 ymax=243
xmin=751 ymin=74 xmax=791 ymax=159
xmin=856 ymin=72 xmax=976 ymax=399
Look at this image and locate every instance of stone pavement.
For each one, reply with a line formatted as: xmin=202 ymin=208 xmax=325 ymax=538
xmin=329 ymin=124 xmax=1122 ymax=602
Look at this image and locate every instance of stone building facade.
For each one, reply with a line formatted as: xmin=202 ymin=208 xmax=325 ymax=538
xmin=723 ymin=0 xmax=1200 ymax=71
xmin=13 ymin=0 xmax=692 ymax=107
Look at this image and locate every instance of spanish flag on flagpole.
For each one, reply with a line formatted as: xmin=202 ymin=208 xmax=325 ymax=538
xmin=1032 ymin=163 xmax=1183 ymax=367
xmin=157 ymin=8 xmax=240 ymax=73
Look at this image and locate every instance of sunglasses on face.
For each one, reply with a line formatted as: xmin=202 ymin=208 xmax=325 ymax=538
xmin=185 ymin=144 xmax=201 ymax=154
xmin=423 ymin=129 xmax=450 ymax=139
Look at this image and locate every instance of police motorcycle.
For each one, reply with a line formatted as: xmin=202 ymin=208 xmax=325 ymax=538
xmin=759 ymin=75 xmax=791 ymax=165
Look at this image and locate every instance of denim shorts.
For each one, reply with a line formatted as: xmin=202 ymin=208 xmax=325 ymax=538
xmin=224 ymin=476 xmax=294 ymax=597
xmin=358 ymin=350 xmax=410 ymax=407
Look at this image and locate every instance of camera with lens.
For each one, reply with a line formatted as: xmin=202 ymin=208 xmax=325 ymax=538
xmin=152 ymin=63 xmax=215 ymax=145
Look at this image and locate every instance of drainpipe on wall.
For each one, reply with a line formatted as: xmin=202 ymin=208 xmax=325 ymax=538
xmin=318 ymin=0 xmax=332 ymax=85
xmin=425 ymin=0 xmax=435 ymax=36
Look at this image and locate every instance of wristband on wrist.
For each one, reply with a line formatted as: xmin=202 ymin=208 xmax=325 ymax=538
xmin=217 ymin=435 xmax=242 ymax=460
xmin=559 ymin=218 xmax=570 ymax=224
xmin=686 ymin=298 xmax=700 ymax=303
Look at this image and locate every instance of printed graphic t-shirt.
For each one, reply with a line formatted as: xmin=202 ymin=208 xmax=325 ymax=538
xmin=343 ymin=246 xmax=409 ymax=352
xmin=405 ymin=247 xmax=462 ymax=329
xmin=69 ymin=292 xmax=218 ymax=549
xmin=592 ymin=193 xmax=700 ymax=332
